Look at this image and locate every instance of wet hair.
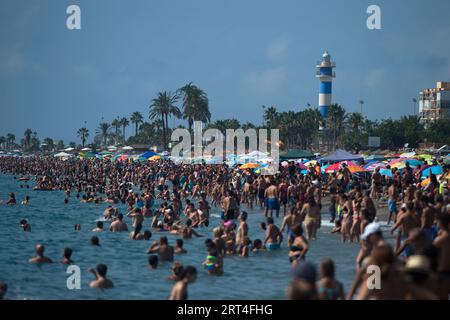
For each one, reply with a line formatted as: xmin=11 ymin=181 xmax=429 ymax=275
xmin=97 ymin=221 xmax=104 ymax=228
xmin=118 ymin=213 xmax=123 ymax=220
xmin=180 ymin=265 xmax=197 ymax=280
xmin=253 ymin=239 xmax=262 ymax=249
xmin=63 ymin=247 xmax=73 ymax=258
xmin=148 ymin=255 xmax=158 ymax=268
xmin=240 ymin=211 xmax=248 ymax=221
xmin=143 ymin=230 xmax=152 ymax=240
xmin=91 ymin=236 xmax=100 ymax=246
xmin=267 ymin=217 xmax=274 ymax=225
xmin=260 ymin=222 xmax=266 ymax=230
xmin=160 ymin=236 xmax=168 ymax=245
xmin=176 ymin=239 xmax=184 ymax=247
xmin=96 ymin=264 xmax=108 ymax=277
xmin=320 ymin=259 xmax=335 ymax=278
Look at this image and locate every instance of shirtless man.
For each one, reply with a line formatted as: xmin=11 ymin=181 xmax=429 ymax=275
xmin=222 ymin=191 xmax=238 ymax=221
xmin=264 ymin=217 xmax=283 ymax=251
xmin=280 ymin=206 xmax=303 ymax=246
xmin=92 ymin=221 xmax=104 ymax=232
xmin=109 ymin=213 xmax=129 ymax=232
xmin=147 ymin=236 xmax=174 ymax=262
xmin=265 ymin=180 xmax=280 ymax=218
xmin=433 ymin=213 xmax=450 ymax=277
xmin=391 ymin=202 xmax=420 ymax=257
xmin=371 ymin=168 xmax=382 ymax=199
xmin=387 ymin=181 xmax=399 ymax=225
xmin=236 ymin=212 xmax=249 ymax=251
xmin=127 ymin=207 xmax=144 ymax=229
xmin=62 ymin=247 xmax=74 ymax=265
xmin=89 ymin=264 xmax=114 ymax=289
xmin=29 ymin=244 xmax=53 ymax=263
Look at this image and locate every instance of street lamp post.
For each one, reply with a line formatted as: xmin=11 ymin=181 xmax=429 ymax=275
xmin=412 ymin=98 xmax=417 ymax=116
xmin=359 ymin=100 xmax=364 ymax=115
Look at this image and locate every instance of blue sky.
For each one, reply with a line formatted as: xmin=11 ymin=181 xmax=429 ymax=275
xmin=1 ymin=0 xmax=450 ymax=143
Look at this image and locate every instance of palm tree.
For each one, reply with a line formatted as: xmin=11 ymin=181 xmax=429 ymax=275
xmin=262 ymin=105 xmax=279 ymax=128
xmin=327 ymin=104 xmax=347 ymax=149
xmin=23 ymin=129 xmax=32 ymax=150
xmin=179 ymin=83 xmax=210 ymax=132
xmin=77 ymin=127 xmax=89 ymax=147
xmin=111 ymin=118 xmax=121 ymax=143
xmin=6 ymin=133 xmax=15 ymax=149
xmin=149 ymin=91 xmax=181 ymax=150
xmin=96 ymin=122 xmax=111 ymax=146
xmin=120 ymin=117 xmax=129 ymax=142
xmin=130 ymin=111 xmax=143 ymax=136
xmin=346 ymin=112 xmax=364 ymax=135
xmin=0 ymin=136 xmax=6 ymax=149
xmin=42 ymin=137 xmax=55 ymax=152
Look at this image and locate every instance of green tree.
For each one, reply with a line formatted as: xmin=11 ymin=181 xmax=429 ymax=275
xmin=56 ymin=140 xmax=65 ymax=150
xmin=6 ymin=133 xmax=15 ymax=149
xmin=23 ymin=128 xmax=32 ymax=151
xmin=179 ymin=83 xmax=210 ymax=132
xmin=130 ymin=111 xmax=143 ymax=136
xmin=96 ymin=122 xmax=111 ymax=146
xmin=149 ymin=91 xmax=181 ymax=150
xmin=69 ymin=141 xmax=77 ymax=148
xmin=111 ymin=118 xmax=121 ymax=143
xmin=77 ymin=127 xmax=89 ymax=147
xmin=0 ymin=136 xmax=5 ymax=149
xmin=120 ymin=117 xmax=129 ymax=142
xmin=327 ymin=104 xmax=347 ymax=149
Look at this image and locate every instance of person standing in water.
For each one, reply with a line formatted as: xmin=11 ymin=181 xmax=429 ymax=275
xmin=29 ymin=244 xmax=53 ymax=263
xmin=89 ymin=264 xmax=114 ymax=289
xmin=316 ymin=259 xmax=345 ymax=300
xmin=264 ymin=217 xmax=283 ymax=251
xmin=169 ymin=266 xmax=197 ymax=300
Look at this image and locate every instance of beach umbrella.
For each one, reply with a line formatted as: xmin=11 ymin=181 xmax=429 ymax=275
xmin=54 ymin=152 xmax=71 ymax=157
xmin=324 ymin=161 xmax=357 ymax=173
xmin=148 ymin=155 xmax=161 ymax=161
xmin=64 ymin=147 xmax=75 ymax=152
xmin=400 ymin=151 xmax=416 ymax=158
xmin=122 ymin=146 xmax=134 ymax=151
xmin=347 ymin=164 xmax=367 ymax=173
xmin=81 ymin=147 xmax=92 ymax=151
xmin=421 ymin=175 xmax=442 ymax=187
xmin=414 ymin=154 xmax=433 ymax=160
xmin=380 ymin=168 xmax=393 ymax=177
xmin=421 ymin=165 xmax=443 ymax=178
xmin=139 ymin=150 xmax=158 ymax=159
xmin=304 ymin=160 xmax=318 ymax=167
xmin=239 ymin=163 xmax=260 ymax=169
xmin=296 ymin=163 xmax=307 ymax=170
xmin=364 ymin=161 xmax=386 ymax=172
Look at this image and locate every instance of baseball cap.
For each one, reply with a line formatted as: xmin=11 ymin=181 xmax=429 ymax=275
xmin=361 ymin=222 xmax=382 ymax=240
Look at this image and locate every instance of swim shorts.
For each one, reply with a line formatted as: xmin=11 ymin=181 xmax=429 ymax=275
xmin=387 ymin=199 xmax=397 ymax=213
xmin=266 ymin=242 xmax=281 ymax=251
xmin=266 ymin=197 xmax=280 ymax=210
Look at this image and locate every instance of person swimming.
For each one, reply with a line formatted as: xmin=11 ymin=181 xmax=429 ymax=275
xmin=29 ymin=244 xmax=53 ymax=263
xmin=89 ymin=264 xmax=114 ymax=289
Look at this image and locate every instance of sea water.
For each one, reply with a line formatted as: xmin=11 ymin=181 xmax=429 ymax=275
xmin=0 ymin=173 xmax=366 ymax=300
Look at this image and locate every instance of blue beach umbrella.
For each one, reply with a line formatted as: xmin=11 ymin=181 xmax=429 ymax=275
xmin=421 ymin=165 xmax=443 ymax=178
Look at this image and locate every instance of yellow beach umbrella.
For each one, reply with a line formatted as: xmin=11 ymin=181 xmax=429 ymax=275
xmin=239 ymin=163 xmax=260 ymax=169
xmin=148 ymin=155 xmax=161 ymax=161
